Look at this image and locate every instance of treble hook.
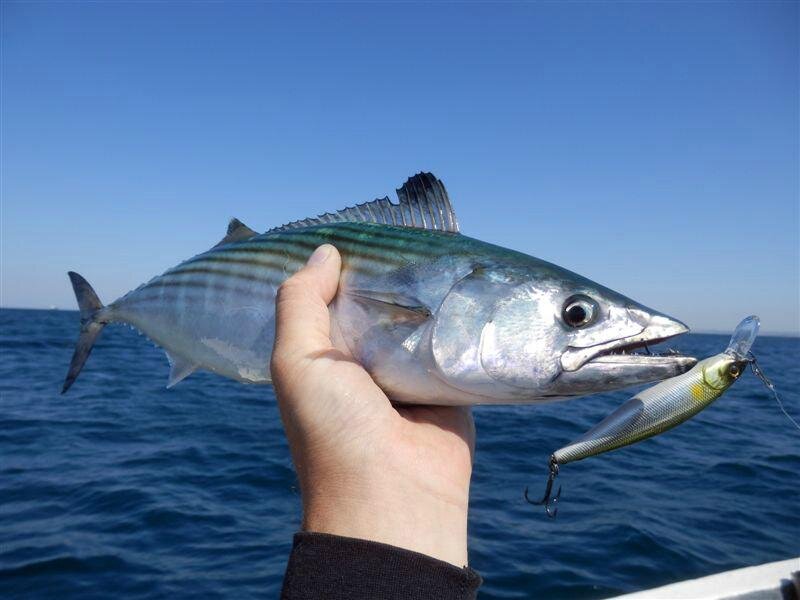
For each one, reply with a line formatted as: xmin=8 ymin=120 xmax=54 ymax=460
xmin=524 ymin=455 xmax=562 ymax=517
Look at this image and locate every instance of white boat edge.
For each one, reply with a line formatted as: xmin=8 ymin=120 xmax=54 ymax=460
xmin=607 ymin=557 xmax=800 ymax=600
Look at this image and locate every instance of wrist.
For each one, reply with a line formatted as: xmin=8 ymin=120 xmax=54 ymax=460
xmin=300 ymin=471 xmax=470 ymax=567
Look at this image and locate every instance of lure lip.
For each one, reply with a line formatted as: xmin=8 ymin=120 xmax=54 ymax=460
xmin=725 ymin=315 xmax=760 ymax=360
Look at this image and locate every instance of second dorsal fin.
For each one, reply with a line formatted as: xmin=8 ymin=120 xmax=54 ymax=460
xmin=214 ymin=218 xmax=258 ymax=247
xmin=269 ymin=172 xmax=459 ymax=234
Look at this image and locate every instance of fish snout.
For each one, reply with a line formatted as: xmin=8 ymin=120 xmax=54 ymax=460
xmin=636 ymin=310 xmax=689 ymax=340
xmin=626 ymin=306 xmax=689 ymax=337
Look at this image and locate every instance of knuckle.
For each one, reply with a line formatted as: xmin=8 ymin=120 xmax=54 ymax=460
xmin=269 ymin=347 xmax=287 ymax=372
xmin=270 ymin=348 xmax=312 ymax=392
xmin=276 ymin=277 xmax=305 ymax=301
xmin=270 ymin=347 xmax=298 ymax=383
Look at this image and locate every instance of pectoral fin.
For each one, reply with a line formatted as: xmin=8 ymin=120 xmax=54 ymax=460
xmin=347 ymin=289 xmax=431 ymax=324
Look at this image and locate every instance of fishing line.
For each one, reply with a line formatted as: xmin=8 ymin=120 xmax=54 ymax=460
xmin=748 ymin=353 xmax=800 ymax=431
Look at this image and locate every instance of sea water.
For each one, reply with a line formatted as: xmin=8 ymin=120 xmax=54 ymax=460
xmin=1 ymin=308 xmax=798 ymax=599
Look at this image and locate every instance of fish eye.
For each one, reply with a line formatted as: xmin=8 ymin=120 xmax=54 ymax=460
xmin=562 ymin=295 xmax=597 ymax=328
xmin=729 ymin=364 xmax=740 ymax=378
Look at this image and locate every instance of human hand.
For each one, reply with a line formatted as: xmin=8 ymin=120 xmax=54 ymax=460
xmin=271 ymin=244 xmax=475 ymax=567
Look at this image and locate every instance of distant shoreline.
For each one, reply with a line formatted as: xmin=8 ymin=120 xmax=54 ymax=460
xmin=2 ymin=306 xmax=798 ymax=339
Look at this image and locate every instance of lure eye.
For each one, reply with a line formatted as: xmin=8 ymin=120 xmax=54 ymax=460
xmin=562 ymin=296 xmax=597 ymax=328
xmin=729 ymin=364 xmax=740 ymax=378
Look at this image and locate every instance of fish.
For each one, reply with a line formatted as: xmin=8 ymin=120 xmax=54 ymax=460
xmin=62 ymin=172 xmax=697 ymax=404
xmin=529 ymin=316 xmax=759 ymax=516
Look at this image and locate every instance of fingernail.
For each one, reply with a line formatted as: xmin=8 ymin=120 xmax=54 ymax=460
xmin=307 ymin=244 xmax=332 ymax=266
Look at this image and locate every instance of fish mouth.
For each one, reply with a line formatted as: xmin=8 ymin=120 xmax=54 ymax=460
xmin=551 ymin=315 xmax=696 ymax=396
xmin=561 ymin=315 xmax=696 ymax=374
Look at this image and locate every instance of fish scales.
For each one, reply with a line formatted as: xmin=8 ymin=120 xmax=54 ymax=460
xmin=109 ymin=224 xmax=460 ymax=385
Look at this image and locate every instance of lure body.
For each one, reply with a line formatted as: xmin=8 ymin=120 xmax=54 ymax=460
xmin=530 ymin=316 xmax=762 ymax=516
xmin=553 ymin=352 xmax=746 ymax=465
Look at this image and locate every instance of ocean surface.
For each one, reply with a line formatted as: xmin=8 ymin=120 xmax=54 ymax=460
xmin=1 ymin=307 xmax=798 ymax=599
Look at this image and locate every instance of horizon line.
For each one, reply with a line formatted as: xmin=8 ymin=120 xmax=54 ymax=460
xmin=2 ymin=305 xmax=798 ymax=338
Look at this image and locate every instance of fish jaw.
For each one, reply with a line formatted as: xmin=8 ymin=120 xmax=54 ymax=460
xmin=553 ymin=314 xmax=697 ymax=396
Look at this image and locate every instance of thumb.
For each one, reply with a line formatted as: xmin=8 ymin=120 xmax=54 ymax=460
xmin=272 ymin=244 xmax=342 ymax=372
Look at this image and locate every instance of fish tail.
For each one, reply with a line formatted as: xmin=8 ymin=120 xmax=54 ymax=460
xmin=62 ymin=271 xmax=108 ymax=394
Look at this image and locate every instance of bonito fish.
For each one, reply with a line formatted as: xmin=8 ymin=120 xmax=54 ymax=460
xmin=63 ymin=173 xmax=696 ymax=404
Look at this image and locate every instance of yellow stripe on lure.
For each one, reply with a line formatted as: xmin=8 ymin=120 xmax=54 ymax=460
xmin=528 ymin=316 xmax=760 ymax=517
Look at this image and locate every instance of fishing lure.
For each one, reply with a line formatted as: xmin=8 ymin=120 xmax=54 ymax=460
xmin=528 ymin=316 xmax=762 ymax=517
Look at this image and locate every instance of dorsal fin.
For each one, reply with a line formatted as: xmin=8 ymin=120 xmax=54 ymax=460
xmin=269 ymin=173 xmax=459 ymax=234
xmin=214 ymin=218 xmax=258 ymax=247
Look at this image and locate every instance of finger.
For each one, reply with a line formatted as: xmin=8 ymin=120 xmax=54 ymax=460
xmin=272 ymin=244 xmax=342 ymax=366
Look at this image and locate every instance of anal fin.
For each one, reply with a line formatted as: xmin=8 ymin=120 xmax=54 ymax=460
xmin=166 ymin=352 xmax=199 ymax=388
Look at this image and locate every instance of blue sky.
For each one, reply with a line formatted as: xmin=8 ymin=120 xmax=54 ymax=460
xmin=2 ymin=2 xmax=798 ymax=335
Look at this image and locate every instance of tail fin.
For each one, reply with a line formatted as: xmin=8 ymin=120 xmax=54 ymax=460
xmin=62 ymin=272 xmax=107 ymax=394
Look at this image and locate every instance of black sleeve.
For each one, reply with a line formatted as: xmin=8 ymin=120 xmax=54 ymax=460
xmin=280 ymin=532 xmax=482 ymax=600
